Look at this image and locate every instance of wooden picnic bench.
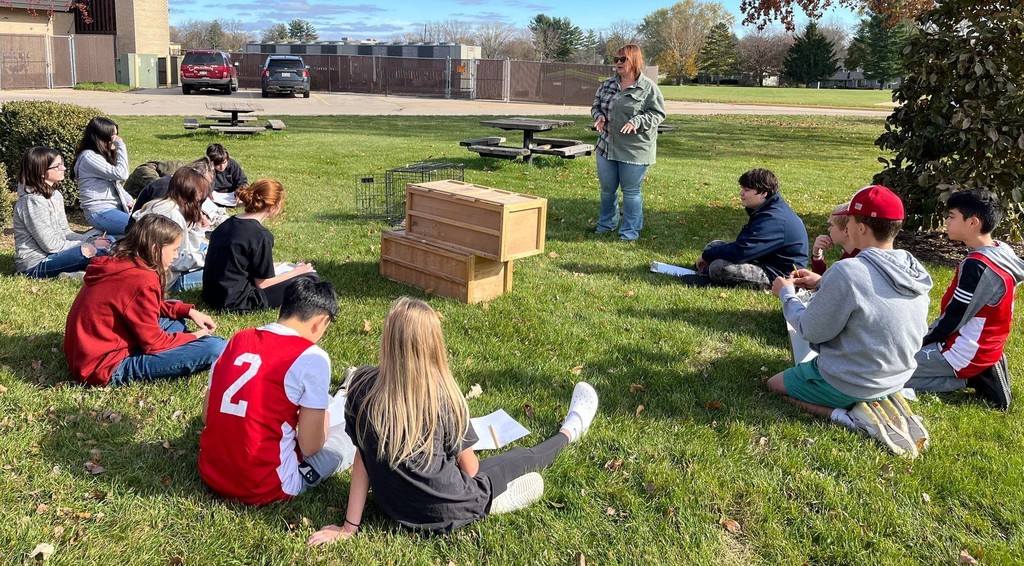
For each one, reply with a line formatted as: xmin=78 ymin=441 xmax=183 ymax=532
xmin=527 ymin=137 xmax=594 ymax=158
xmin=205 ymin=114 xmax=259 ymax=123
xmin=465 ymin=118 xmax=587 ymax=163
xmin=459 ymin=136 xmax=506 ymax=147
xmin=210 ymin=125 xmax=267 ymax=135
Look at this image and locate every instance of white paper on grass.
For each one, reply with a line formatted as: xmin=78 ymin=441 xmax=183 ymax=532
xmin=209 ymin=191 xmax=238 ymax=207
xmin=274 ymin=262 xmax=317 ymax=277
xmin=470 ymin=409 xmax=530 ymax=450
xmin=786 ymin=289 xmax=818 ymax=365
xmin=650 ymin=261 xmax=696 ymax=277
xmin=327 ymin=389 xmax=347 ymax=428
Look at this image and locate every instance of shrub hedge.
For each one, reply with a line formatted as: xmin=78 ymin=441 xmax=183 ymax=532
xmin=0 ymin=100 xmax=104 ymax=210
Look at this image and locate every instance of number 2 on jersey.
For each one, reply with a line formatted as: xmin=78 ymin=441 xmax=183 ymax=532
xmin=220 ymin=353 xmax=262 ymax=417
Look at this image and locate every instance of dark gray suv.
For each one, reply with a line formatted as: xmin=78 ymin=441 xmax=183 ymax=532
xmin=261 ymin=55 xmax=311 ymax=98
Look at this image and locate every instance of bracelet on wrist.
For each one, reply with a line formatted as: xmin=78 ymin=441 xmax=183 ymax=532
xmin=344 ymin=519 xmax=360 ymax=529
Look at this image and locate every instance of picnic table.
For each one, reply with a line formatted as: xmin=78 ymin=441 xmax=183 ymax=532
xmin=462 ymin=117 xmax=594 ymax=163
xmin=182 ymin=102 xmax=287 ymax=135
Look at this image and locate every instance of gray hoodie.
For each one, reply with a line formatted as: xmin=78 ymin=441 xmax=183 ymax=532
xmin=779 ymin=247 xmax=933 ymax=399
xmin=74 ymin=139 xmax=132 ymax=217
xmin=13 ymin=184 xmax=88 ymax=272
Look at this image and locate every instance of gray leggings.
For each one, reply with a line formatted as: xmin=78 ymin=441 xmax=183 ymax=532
xmin=702 ymin=240 xmax=772 ymax=289
xmin=477 ymin=434 xmax=568 ymax=500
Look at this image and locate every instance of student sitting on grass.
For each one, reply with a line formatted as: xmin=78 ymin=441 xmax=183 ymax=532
xmin=307 ymin=298 xmax=599 ymax=545
xmin=74 ymin=116 xmax=133 ymax=236
xmin=64 ymin=215 xmax=226 ymax=386
xmin=199 ymin=278 xmax=356 ymax=505
xmin=769 ymin=185 xmax=933 ymax=457
xmin=12 ymin=146 xmax=113 ymax=279
xmin=131 ymin=167 xmax=212 ymax=292
xmin=202 ymin=179 xmax=317 ymax=312
xmin=810 ymin=202 xmax=860 ymax=276
xmin=904 ymin=189 xmax=1024 ymax=410
xmin=207 ymin=143 xmax=248 ymax=194
xmin=695 ymin=168 xmax=808 ymax=289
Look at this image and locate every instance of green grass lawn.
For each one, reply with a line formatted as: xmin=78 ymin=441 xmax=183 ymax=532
xmin=660 ymin=85 xmax=896 ymax=109
xmin=2 ymin=115 xmax=1021 ymax=564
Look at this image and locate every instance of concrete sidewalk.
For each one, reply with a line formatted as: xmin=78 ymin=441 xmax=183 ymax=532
xmin=0 ymin=87 xmax=892 ymax=118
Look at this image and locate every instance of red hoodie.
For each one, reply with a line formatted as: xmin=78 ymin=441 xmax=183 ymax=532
xmin=64 ymin=255 xmax=196 ymax=386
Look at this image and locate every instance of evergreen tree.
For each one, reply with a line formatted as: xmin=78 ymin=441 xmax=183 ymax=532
xmin=529 ymin=14 xmax=584 ymax=61
xmin=261 ymin=23 xmax=289 ymax=43
xmin=205 ymin=20 xmax=225 ymax=50
xmin=782 ymin=21 xmax=839 ymax=85
xmin=845 ymin=13 xmax=907 ymax=89
xmin=698 ymin=22 xmax=739 ymax=83
xmin=287 ymin=19 xmax=318 ymax=43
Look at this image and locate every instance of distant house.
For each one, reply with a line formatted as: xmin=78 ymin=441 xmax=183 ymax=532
xmin=0 ymin=0 xmax=171 ymax=88
xmin=820 ymin=67 xmax=902 ymax=90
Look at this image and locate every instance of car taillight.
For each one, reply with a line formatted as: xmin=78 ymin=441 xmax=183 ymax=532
xmin=302 ymin=69 xmax=309 ymax=78
xmin=262 ymin=70 xmax=269 ymax=78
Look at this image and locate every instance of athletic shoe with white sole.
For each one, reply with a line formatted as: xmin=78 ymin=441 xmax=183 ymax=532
xmin=561 ymin=382 xmax=599 ymax=443
xmin=849 ymin=402 xmax=917 ymax=458
xmin=889 ymin=391 xmax=930 ymax=452
xmin=490 ymin=472 xmax=544 ymax=514
xmin=968 ymin=356 xmax=1011 ymax=411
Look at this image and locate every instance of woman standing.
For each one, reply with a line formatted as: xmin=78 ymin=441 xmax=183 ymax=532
xmin=74 ymin=116 xmax=133 ymax=236
xmin=12 ymin=147 xmax=112 ymax=278
xmin=591 ymin=44 xmax=665 ymax=242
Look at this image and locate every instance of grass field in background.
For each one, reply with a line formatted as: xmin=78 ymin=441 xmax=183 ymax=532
xmin=1 ymin=114 xmax=1021 ymax=565
xmin=659 ymin=85 xmax=896 ymax=109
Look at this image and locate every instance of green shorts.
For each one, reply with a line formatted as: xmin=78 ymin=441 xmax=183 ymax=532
xmin=782 ymin=358 xmax=878 ymax=409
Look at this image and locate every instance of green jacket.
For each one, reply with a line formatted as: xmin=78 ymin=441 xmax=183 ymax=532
xmin=591 ymin=73 xmax=666 ymax=165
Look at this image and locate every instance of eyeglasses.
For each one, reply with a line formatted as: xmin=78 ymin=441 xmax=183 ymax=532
xmin=47 ymin=162 xmax=66 ymax=170
xmin=613 ymin=57 xmax=628 ymax=64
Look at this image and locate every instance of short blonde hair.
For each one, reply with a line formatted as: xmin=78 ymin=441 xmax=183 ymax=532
xmin=616 ymin=44 xmax=644 ymax=79
xmin=830 ymin=202 xmax=851 ymax=229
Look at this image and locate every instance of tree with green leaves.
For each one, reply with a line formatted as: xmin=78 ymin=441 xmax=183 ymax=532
xmin=529 ymin=14 xmax=584 ymax=61
xmin=262 ymin=23 xmax=289 ymax=43
xmin=782 ymin=21 xmax=838 ymax=85
xmin=698 ymin=22 xmax=739 ymax=83
xmin=205 ymin=20 xmax=225 ymax=50
xmin=639 ymin=0 xmax=733 ymax=84
xmin=875 ymin=1 xmax=1024 ymax=236
xmin=287 ymin=19 xmax=318 ymax=43
xmin=844 ymin=13 xmax=907 ymax=89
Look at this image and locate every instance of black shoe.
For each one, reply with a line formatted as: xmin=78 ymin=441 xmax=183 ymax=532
xmin=968 ymin=356 xmax=1011 ymax=410
xmin=679 ymin=274 xmax=716 ymax=287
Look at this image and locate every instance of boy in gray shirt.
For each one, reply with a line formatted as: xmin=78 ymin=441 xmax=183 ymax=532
xmin=768 ymin=185 xmax=933 ymax=457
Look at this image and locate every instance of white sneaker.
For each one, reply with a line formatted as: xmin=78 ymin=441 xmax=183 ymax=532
xmin=561 ymin=382 xmax=598 ymax=443
xmin=889 ymin=392 xmax=930 ymax=452
xmin=490 ymin=472 xmax=544 ymax=514
xmin=849 ymin=402 xmax=917 ymax=458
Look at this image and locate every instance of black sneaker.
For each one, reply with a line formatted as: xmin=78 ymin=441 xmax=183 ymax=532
xmin=968 ymin=356 xmax=1011 ymax=410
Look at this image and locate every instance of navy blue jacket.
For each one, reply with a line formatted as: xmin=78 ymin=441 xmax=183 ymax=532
xmin=704 ymin=192 xmax=809 ymax=278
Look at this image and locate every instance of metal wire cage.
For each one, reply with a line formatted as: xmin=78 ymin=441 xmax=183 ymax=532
xmin=356 ymin=162 xmax=465 ymax=225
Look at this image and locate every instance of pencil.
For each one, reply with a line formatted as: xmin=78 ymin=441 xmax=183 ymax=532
xmin=488 ymin=424 xmax=500 ymax=448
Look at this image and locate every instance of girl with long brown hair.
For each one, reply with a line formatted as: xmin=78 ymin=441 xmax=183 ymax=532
xmin=64 ymin=215 xmax=226 ymax=386
xmin=308 ymin=297 xmax=599 ymax=544
xmin=74 ymin=116 xmax=133 ymax=235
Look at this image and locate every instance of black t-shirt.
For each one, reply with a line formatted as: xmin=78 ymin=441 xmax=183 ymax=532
xmin=345 ymin=366 xmax=489 ymax=533
xmin=202 ymin=216 xmax=275 ymax=311
xmin=126 ymin=176 xmax=172 ymax=232
xmin=214 ymin=159 xmax=248 ymax=193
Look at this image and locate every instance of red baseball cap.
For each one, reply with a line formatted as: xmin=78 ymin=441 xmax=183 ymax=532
xmin=836 ymin=185 xmax=905 ymax=220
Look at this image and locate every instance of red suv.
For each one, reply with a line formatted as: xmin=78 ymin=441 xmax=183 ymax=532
xmin=180 ymin=50 xmax=238 ymax=95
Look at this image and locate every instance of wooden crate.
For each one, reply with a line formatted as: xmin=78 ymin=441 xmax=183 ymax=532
xmin=380 ymin=230 xmax=512 ymax=304
xmin=405 ymin=180 xmax=547 ymax=262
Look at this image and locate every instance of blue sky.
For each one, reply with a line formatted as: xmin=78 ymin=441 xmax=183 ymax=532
xmin=168 ymin=0 xmax=861 ymax=41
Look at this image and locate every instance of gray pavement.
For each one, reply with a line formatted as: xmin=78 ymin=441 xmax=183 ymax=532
xmin=0 ymin=87 xmax=892 ymax=118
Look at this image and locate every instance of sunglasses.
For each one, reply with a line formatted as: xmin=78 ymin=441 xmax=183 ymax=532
xmin=613 ymin=57 xmax=628 ymax=64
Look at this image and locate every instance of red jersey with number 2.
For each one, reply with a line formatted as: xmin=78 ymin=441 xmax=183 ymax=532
xmin=199 ymin=327 xmax=316 ymax=505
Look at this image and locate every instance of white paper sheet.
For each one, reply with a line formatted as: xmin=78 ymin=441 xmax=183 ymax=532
xmin=470 ymin=409 xmax=530 ymax=450
xmin=274 ymin=262 xmax=316 ymax=276
xmin=650 ymin=261 xmax=696 ymax=277
xmin=786 ymin=320 xmax=818 ymax=365
xmin=327 ymin=389 xmax=347 ymax=428
xmin=210 ymin=191 xmax=238 ymax=207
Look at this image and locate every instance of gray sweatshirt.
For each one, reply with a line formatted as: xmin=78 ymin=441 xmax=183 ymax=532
xmin=13 ymin=184 xmax=88 ymax=272
xmin=74 ymin=139 xmax=132 ymax=217
xmin=779 ymin=247 xmax=933 ymax=399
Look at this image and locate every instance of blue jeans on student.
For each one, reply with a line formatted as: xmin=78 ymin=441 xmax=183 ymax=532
xmin=85 ymin=208 xmax=130 ymax=236
xmin=169 ymin=269 xmax=205 ymax=292
xmin=596 ymin=154 xmax=649 ymax=241
xmin=108 ymin=318 xmax=226 ymax=385
xmin=22 ymin=245 xmax=110 ymax=278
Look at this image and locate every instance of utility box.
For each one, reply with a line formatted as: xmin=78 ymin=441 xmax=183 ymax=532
xmin=115 ymin=54 xmax=159 ymax=88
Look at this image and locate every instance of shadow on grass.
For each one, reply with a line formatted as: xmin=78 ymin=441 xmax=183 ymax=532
xmin=0 ymin=331 xmax=68 ymax=386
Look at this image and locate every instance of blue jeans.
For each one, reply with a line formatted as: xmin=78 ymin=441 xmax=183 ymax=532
xmin=596 ymin=154 xmax=649 ymax=241
xmin=85 ymin=208 xmax=130 ymax=236
xmin=108 ymin=318 xmax=226 ymax=385
xmin=22 ymin=245 xmax=110 ymax=278
xmin=169 ymin=269 xmax=205 ymax=292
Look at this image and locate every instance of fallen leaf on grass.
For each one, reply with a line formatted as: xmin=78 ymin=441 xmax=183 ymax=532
xmin=0 ymin=384 xmax=7 ymax=395
xmin=167 ymin=557 xmax=184 ymax=566
xmin=758 ymin=436 xmax=769 ymax=447
xmin=465 ymin=384 xmax=483 ymax=399
xmin=27 ymin=543 xmax=54 ymax=561
xmin=704 ymin=401 xmax=724 ymax=410
xmin=605 ymin=507 xmax=616 ymax=516
xmin=629 ymin=383 xmax=646 ymax=393
xmin=720 ymin=517 xmax=742 ymax=534
xmin=88 ymin=448 xmax=101 ymax=460
xmin=604 ymin=459 xmax=623 ymax=472
xmin=31 ymin=360 xmax=42 ymax=371
xmin=803 ymin=438 xmax=815 ymax=447
xmin=30 ymin=286 xmax=40 ymax=294
xmin=644 ymin=482 xmax=657 ymax=493
xmin=35 ymin=504 xmax=48 ymax=514
xmin=570 ymin=365 xmax=584 ymax=376
xmin=546 ymin=500 xmax=564 ymax=509
xmin=719 ymin=292 xmax=729 ymax=299
xmin=160 ymin=475 xmax=172 ymax=486
xmin=624 ymin=290 xmax=635 ymax=297
xmin=523 ymin=404 xmax=535 ymax=418
xmin=578 ymin=553 xmax=587 ymax=566
xmin=922 ymin=493 xmax=931 ymax=503
xmin=959 ymin=550 xmax=978 ymax=564
xmin=548 ymin=251 xmax=559 ymax=258
xmin=361 ymin=320 xmax=373 ymax=334
xmin=635 ymin=404 xmax=645 ymax=417
xmin=83 ymin=461 xmax=104 ymax=475
xmin=171 ymin=410 xmax=183 ymax=421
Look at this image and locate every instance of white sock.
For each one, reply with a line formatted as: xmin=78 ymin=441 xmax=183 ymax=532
xmin=830 ymin=408 xmax=856 ymax=429
xmin=561 ymin=412 xmax=583 ymax=441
